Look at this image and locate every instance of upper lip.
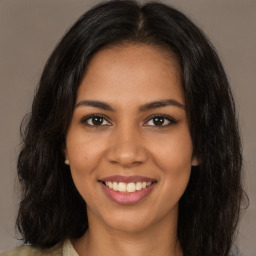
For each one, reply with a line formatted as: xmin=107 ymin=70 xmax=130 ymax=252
xmin=99 ymin=175 xmax=157 ymax=183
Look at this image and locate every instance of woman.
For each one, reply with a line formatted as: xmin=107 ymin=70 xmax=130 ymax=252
xmin=1 ymin=0 xmax=245 ymax=255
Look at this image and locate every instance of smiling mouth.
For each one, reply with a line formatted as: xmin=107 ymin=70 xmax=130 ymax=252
xmin=98 ymin=175 xmax=157 ymax=205
xmin=99 ymin=180 xmax=156 ymax=193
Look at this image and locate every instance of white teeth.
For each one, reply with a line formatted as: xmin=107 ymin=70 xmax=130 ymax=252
xmin=135 ymin=182 xmax=142 ymax=191
xmin=107 ymin=181 xmax=113 ymax=189
xmin=104 ymin=181 xmax=153 ymax=193
xmin=127 ymin=182 xmax=136 ymax=192
xmin=113 ymin=182 xmax=118 ymax=191
xmin=118 ymin=182 xmax=126 ymax=192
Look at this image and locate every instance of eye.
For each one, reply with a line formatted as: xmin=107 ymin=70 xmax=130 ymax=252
xmin=81 ymin=114 xmax=111 ymax=126
xmin=144 ymin=114 xmax=177 ymax=127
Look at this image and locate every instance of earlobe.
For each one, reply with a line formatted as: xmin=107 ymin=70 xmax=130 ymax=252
xmin=192 ymin=156 xmax=200 ymax=166
xmin=63 ymin=148 xmax=70 ymax=165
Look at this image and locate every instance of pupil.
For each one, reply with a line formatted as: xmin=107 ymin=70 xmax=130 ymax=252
xmin=92 ymin=116 xmax=103 ymax=125
xmin=153 ymin=117 xmax=164 ymax=126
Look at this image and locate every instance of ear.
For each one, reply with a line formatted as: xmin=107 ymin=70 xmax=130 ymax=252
xmin=192 ymin=155 xmax=200 ymax=166
xmin=63 ymin=147 xmax=70 ymax=165
xmin=64 ymin=159 xmax=70 ymax=165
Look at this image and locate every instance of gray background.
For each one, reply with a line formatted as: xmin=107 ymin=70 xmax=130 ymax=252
xmin=0 ymin=0 xmax=255 ymax=255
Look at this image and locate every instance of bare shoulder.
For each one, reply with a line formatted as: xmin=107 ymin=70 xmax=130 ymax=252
xmin=0 ymin=243 xmax=62 ymax=256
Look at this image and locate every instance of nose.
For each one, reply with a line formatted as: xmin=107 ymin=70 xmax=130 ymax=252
xmin=105 ymin=126 xmax=148 ymax=168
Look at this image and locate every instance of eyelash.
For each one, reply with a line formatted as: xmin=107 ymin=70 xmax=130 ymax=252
xmin=81 ymin=114 xmax=177 ymax=128
xmin=145 ymin=114 xmax=177 ymax=127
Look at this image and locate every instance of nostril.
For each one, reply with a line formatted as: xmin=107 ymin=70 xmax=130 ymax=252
xmin=105 ymin=143 xmax=148 ymax=167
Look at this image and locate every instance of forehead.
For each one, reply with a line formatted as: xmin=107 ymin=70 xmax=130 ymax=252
xmin=77 ymin=43 xmax=184 ymax=105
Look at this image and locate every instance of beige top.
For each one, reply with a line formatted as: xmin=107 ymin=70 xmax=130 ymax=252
xmin=0 ymin=239 xmax=79 ymax=256
xmin=63 ymin=240 xmax=79 ymax=256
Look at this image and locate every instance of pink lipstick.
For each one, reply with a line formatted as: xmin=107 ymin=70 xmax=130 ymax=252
xmin=99 ymin=175 xmax=157 ymax=205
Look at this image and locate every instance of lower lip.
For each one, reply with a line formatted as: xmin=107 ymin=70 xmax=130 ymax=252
xmin=100 ymin=182 xmax=156 ymax=205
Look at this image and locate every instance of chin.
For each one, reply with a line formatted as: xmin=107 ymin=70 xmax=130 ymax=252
xmin=98 ymin=208 xmax=154 ymax=233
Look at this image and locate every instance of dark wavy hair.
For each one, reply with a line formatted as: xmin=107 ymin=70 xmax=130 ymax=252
xmin=16 ymin=1 xmax=246 ymax=255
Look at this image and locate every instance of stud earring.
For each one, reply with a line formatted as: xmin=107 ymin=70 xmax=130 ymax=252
xmin=64 ymin=159 xmax=70 ymax=165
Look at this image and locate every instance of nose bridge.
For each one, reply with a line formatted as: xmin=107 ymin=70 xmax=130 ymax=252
xmin=106 ymin=122 xmax=147 ymax=167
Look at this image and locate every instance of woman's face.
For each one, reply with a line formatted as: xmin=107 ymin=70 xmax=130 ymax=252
xmin=65 ymin=44 xmax=198 ymax=233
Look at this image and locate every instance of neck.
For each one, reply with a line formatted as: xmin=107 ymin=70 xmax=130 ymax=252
xmin=72 ymin=213 xmax=183 ymax=256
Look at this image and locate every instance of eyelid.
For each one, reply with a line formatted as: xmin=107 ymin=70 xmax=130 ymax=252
xmin=144 ymin=114 xmax=177 ymax=127
xmin=80 ymin=113 xmax=177 ymax=127
xmin=81 ymin=114 xmax=112 ymax=126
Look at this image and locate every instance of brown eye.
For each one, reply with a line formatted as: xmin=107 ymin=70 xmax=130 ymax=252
xmin=91 ymin=116 xmax=103 ymax=125
xmin=82 ymin=114 xmax=111 ymax=126
xmin=152 ymin=116 xmax=165 ymax=126
xmin=145 ymin=115 xmax=177 ymax=127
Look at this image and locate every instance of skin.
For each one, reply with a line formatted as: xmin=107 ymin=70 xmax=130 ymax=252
xmin=65 ymin=43 xmax=198 ymax=256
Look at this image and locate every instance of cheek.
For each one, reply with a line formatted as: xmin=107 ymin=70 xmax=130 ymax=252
xmin=159 ymin=150 xmax=191 ymax=198
xmin=68 ymin=144 xmax=101 ymax=205
xmin=153 ymin=149 xmax=192 ymax=218
xmin=66 ymin=133 xmax=105 ymax=177
xmin=65 ymin=135 xmax=100 ymax=200
xmin=149 ymin=128 xmax=193 ymax=198
xmin=150 ymin=127 xmax=193 ymax=172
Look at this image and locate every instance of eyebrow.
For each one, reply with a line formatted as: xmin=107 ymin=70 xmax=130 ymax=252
xmin=139 ymin=99 xmax=185 ymax=111
xmin=75 ymin=99 xmax=185 ymax=112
